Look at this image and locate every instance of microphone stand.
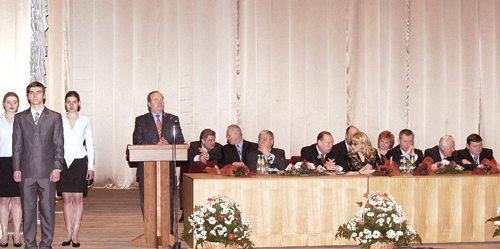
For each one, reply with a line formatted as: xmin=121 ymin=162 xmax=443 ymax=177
xmin=171 ymin=118 xmax=181 ymax=249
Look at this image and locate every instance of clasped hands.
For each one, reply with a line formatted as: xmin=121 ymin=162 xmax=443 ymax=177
xmin=324 ymin=158 xmax=341 ymax=171
xmin=13 ymin=170 xmax=61 ymax=183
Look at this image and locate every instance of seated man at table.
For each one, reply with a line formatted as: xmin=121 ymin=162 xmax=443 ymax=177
xmin=386 ymin=129 xmax=424 ymax=166
xmin=221 ymin=124 xmax=258 ymax=166
xmin=300 ymin=131 xmax=342 ymax=171
xmin=245 ymin=130 xmax=287 ymax=172
xmin=331 ymin=126 xmax=359 ymax=170
xmin=188 ymin=128 xmax=222 ymax=165
xmin=424 ymin=135 xmax=457 ymax=163
xmin=455 ymin=133 xmax=495 ymax=171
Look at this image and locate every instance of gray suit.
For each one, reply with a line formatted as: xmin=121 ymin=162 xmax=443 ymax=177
xmin=13 ymin=107 xmax=64 ymax=249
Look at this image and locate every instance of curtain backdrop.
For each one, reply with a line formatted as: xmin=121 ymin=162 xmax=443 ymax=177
xmin=3 ymin=0 xmax=498 ymax=188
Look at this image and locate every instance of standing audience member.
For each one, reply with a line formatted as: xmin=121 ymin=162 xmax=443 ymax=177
xmin=0 ymin=92 xmax=22 ymax=247
xmin=386 ymin=129 xmax=424 ymax=166
xmin=346 ymin=132 xmax=379 ymax=171
xmin=221 ymin=124 xmax=258 ymax=166
xmin=57 ymin=91 xmax=95 ymax=247
xmin=245 ymin=130 xmax=287 ymax=172
xmin=424 ymin=135 xmax=457 ymax=163
xmin=376 ymin=130 xmax=394 ymax=165
xmin=13 ymin=82 xmax=64 ymax=249
xmin=331 ymin=126 xmax=360 ymax=170
xmin=300 ymin=131 xmax=341 ymax=171
xmin=456 ymin=133 xmax=496 ymax=171
xmin=188 ymin=128 xmax=222 ymax=164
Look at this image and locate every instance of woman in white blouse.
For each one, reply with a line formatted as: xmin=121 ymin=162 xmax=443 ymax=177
xmin=0 ymin=92 xmax=22 ymax=247
xmin=57 ymin=91 xmax=94 ymax=247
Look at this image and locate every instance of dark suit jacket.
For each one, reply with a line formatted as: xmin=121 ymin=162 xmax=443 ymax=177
xmin=132 ymin=112 xmax=185 ymax=178
xmin=330 ymin=140 xmax=352 ymax=171
xmin=455 ymin=147 xmax=494 ymax=170
xmin=300 ymin=143 xmax=335 ymax=168
xmin=245 ymin=147 xmax=287 ymax=172
xmin=386 ymin=145 xmax=424 ymax=166
xmin=424 ymin=145 xmax=458 ymax=164
xmin=13 ymin=107 xmax=64 ymax=179
xmin=221 ymin=140 xmax=258 ymax=165
xmin=188 ymin=141 xmax=223 ymax=164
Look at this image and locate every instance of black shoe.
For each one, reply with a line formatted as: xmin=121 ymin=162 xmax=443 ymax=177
xmin=0 ymin=242 xmax=7 ymax=248
xmin=72 ymin=242 xmax=80 ymax=248
xmin=13 ymin=243 xmax=22 ymax=247
xmin=62 ymin=239 xmax=72 ymax=246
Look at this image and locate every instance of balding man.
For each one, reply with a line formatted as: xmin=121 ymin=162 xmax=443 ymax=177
xmin=424 ymin=135 xmax=457 ymax=163
xmin=330 ymin=126 xmax=359 ymax=170
xmin=245 ymin=130 xmax=287 ymax=172
xmin=300 ymin=131 xmax=342 ymax=171
xmin=221 ymin=124 xmax=258 ymax=166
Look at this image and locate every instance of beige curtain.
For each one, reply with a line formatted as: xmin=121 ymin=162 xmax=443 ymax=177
xmin=12 ymin=0 xmax=495 ymax=188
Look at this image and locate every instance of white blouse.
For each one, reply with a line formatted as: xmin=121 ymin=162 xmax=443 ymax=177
xmin=0 ymin=113 xmax=13 ymax=157
xmin=62 ymin=113 xmax=95 ymax=171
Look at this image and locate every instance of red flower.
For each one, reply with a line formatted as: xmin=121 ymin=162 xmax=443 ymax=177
xmin=235 ymin=217 xmax=240 ymax=221
xmin=384 ymin=193 xmax=388 ymax=196
xmin=380 ymin=235 xmax=384 ymax=239
xmin=208 ymin=198 xmax=213 ymax=201
xmin=363 ymin=193 xmax=368 ymax=198
xmin=365 ymin=204 xmax=370 ymax=208
xmin=219 ymin=214 xmax=225 ymax=219
xmin=228 ymin=234 xmax=235 ymax=240
xmin=374 ymin=198 xmax=378 ymax=202
xmin=359 ymin=221 xmax=365 ymax=225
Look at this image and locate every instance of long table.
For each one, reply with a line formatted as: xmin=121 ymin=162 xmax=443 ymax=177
xmin=183 ymin=173 xmax=500 ymax=247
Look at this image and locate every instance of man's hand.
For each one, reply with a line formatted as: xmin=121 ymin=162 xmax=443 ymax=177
xmin=232 ymin=162 xmax=245 ymax=166
xmin=50 ymin=170 xmax=60 ymax=182
xmin=462 ymin=159 xmax=473 ymax=165
xmin=405 ymin=145 xmax=415 ymax=155
xmin=13 ymin=171 xmax=21 ymax=183
xmin=198 ymin=148 xmax=209 ymax=164
xmin=258 ymin=144 xmax=271 ymax=157
xmin=86 ymin=170 xmax=94 ymax=180
xmin=324 ymin=158 xmax=339 ymax=171
xmin=157 ymin=137 xmax=170 ymax=145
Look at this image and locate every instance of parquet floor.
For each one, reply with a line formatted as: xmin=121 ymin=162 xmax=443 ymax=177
xmin=2 ymin=188 xmax=499 ymax=249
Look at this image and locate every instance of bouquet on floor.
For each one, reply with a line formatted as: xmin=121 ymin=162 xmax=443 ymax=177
xmin=335 ymin=191 xmax=422 ymax=249
xmin=486 ymin=207 xmax=500 ymax=238
xmin=279 ymin=160 xmax=327 ymax=176
xmin=182 ymin=195 xmax=255 ymax=249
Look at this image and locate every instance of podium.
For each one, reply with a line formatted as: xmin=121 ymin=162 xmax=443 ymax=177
xmin=127 ymin=144 xmax=188 ymax=248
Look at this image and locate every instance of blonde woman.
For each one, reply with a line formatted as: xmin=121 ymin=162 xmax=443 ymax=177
xmin=346 ymin=131 xmax=379 ymax=171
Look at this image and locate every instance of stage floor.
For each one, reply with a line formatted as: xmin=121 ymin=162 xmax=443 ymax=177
xmin=3 ymin=188 xmax=499 ymax=248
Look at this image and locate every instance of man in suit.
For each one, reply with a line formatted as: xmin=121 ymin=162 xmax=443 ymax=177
xmin=13 ymin=82 xmax=64 ymax=249
xmin=386 ymin=129 xmax=424 ymax=166
xmin=330 ymin=126 xmax=359 ymax=170
xmin=188 ymin=128 xmax=223 ymax=164
xmin=456 ymin=133 xmax=495 ymax=170
xmin=221 ymin=124 xmax=258 ymax=166
xmin=300 ymin=131 xmax=342 ymax=170
xmin=424 ymin=135 xmax=457 ymax=163
xmin=245 ymin=130 xmax=287 ymax=172
xmin=132 ymin=91 xmax=185 ymax=223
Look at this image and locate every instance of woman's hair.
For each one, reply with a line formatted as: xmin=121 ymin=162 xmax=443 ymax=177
xmin=3 ymin=92 xmax=19 ymax=103
xmin=377 ymin=130 xmax=395 ymax=148
xmin=351 ymin=131 xmax=376 ymax=157
xmin=65 ymin=91 xmax=81 ymax=112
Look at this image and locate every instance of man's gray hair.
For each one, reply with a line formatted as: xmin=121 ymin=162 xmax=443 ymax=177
xmin=258 ymin=130 xmax=274 ymax=140
xmin=227 ymin=124 xmax=242 ymax=136
xmin=439 ymin=135 xmax=454 ymax=148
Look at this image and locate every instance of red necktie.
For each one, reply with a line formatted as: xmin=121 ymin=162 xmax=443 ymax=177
xmin=321 ymin=154 xmax=325 ymax=163
xmin=156 ymin=114 xmax=162 ymax=140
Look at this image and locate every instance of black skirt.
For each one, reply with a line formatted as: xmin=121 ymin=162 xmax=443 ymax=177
xmin=0 ymin=157 xmax=20 ymax=197
xmin=57 ymin=157 xmax=89 ymax=193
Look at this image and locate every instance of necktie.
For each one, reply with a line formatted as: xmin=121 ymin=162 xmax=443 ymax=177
xmin=321 ymin=154 xmax=325 ymax=163
xmin=474 ymin=155 xmax=479 ymax=165
xmin=156 ymin=114 xmax=162 ymax=140
xmin=236 ymin=145 xmax=242 ymax=161
xmin=34 ymin=112 xmax=40 ymax=125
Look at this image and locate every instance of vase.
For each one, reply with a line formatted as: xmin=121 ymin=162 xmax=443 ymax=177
xmin=369 ymin=242 xmax=395 ymax=249
xmin=201 ymin=241 xmax=238 ymax=249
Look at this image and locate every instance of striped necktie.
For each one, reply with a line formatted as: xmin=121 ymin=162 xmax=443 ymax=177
xmin=34 ymin=112 xmax=40 ymax=125
xmin=156 ymin=114 xmax=162 ymax=140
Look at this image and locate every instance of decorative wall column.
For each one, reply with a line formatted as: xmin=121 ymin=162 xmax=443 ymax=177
xmin=30 ymin=0 xmax=48 ymax=86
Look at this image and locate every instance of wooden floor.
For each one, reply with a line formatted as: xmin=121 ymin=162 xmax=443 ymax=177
xmin=3 ymin=188 xmax=500 ymax=249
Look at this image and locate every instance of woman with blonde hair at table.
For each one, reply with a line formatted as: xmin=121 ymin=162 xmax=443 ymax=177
xmin=57 ymin=91 xmax=94 ymax=247
xmin=346 ymin=131 xmax=379 ymax=172
xmin=0 ymin=92 xmax=22 ymax=247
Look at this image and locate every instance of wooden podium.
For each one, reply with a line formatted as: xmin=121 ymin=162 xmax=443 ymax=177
xmin=127 ymin=144 xmax=188 ymax=248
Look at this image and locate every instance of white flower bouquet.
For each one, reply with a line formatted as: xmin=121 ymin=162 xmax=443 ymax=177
xmin=486 ymin=206 xmax=500 ymax=237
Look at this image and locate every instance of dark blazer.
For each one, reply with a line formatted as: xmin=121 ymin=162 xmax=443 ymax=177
xmin=221 ymin=140 xmax=258 ymax=165
xmin=188 ymin=141 xmax=223 ymax=164
xmin=245 ymin=147 xmax=288 ymax=172
xmin=424 ymin=145 xmax=458 ymax=164
xmin=300 ymin=143 xmax=335 ymax=168
xmin=13 ymin=107 xmax=64 ymax=178
xmin=132 ymin=112 xmax=185 ymax=178
xmin=455 ymin=147 xmax=494 ymax=170
xmin=331 ymin=140 xmax=350 ymax=170
xmin=386 ymin=145 xmax=424 ymax=166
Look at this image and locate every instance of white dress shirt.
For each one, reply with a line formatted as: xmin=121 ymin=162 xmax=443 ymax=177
xmin=0 ymin=113 xmax=13 ymax=157
xmin=62 ymin=113 xmax=95 ymax=171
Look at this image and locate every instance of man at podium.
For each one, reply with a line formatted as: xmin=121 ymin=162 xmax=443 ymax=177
xmin=132 ymin=91 xmax=185 ymax=231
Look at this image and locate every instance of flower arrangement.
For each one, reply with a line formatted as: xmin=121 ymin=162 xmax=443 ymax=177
xmin=471 ymin=159 xmax=500 ymax=175
xmin=279 ymin=161 xmax=327 ymax=176
xmin=335 ymin=191 xmax=422 ymax=249
xmin=373 ymin=161 xmax=399 ymax=177
xmin=205 ymin=165 xmax=256 ymax=177
xmin=183 ymin=195 xmax=255 ymax=249
xmin=486 ymin=207 xmax=500 ymax=237
xmin=432 ymin=159 xmax=465 ymax=175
